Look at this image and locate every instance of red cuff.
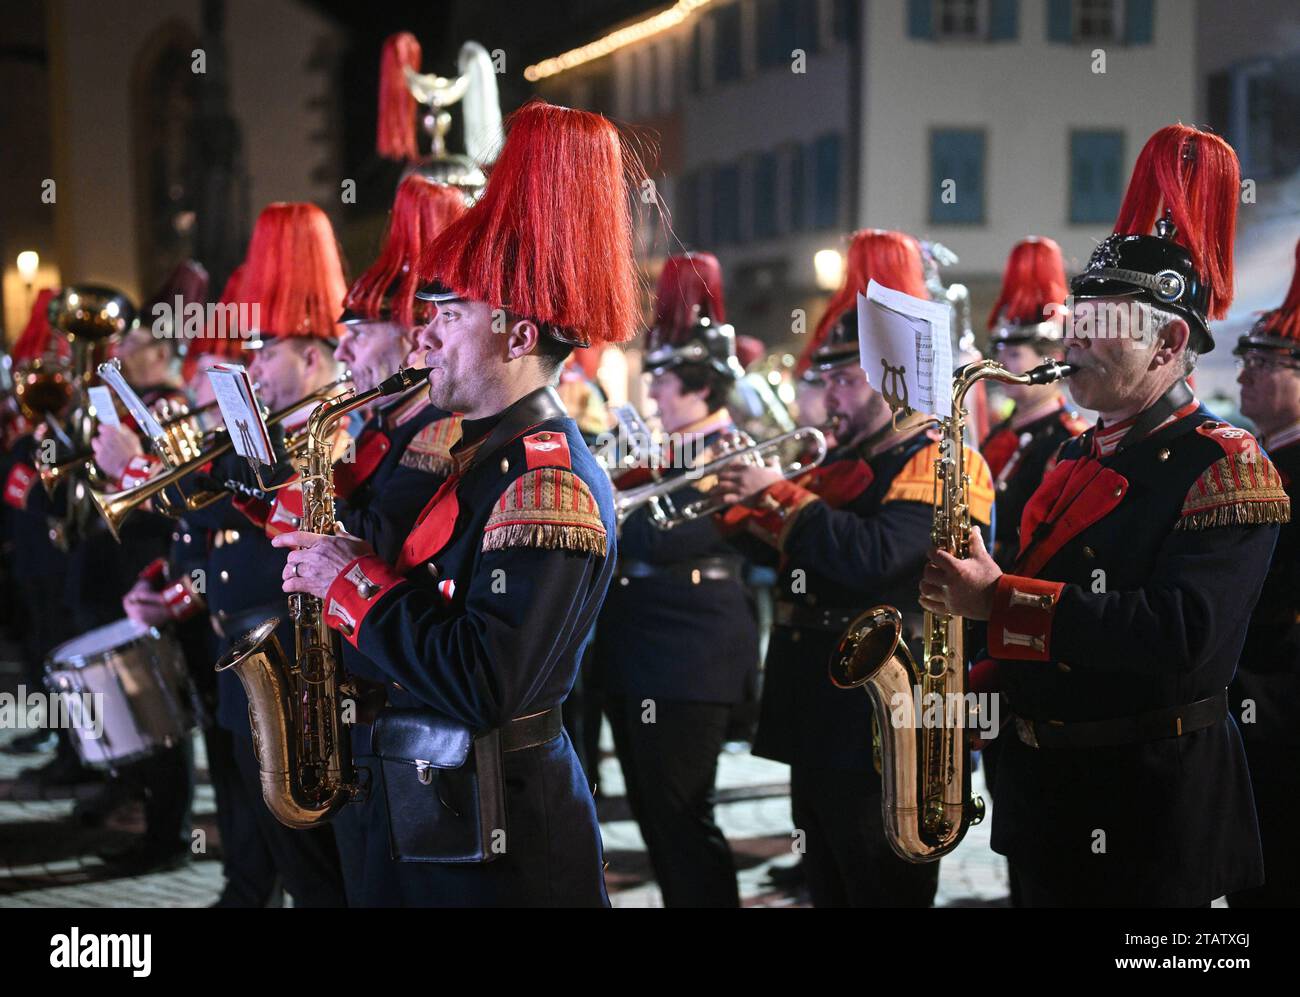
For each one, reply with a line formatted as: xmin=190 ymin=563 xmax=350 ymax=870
xmin=969 ymin=657 xmax=1001 ymax=695
xmin=988 ymin=574 xmax=1065 ymax=661
xmin=324 ymin=554 xmax=406 ymax=648
xmin=3 ymin=462 xmax=37 ymax=509
xmin=162 ymin=579 xmax=204 ymax=620
xmin=118 ymin=454 xmax=162 ymax=490
xmin=264 ymin=482 xmax=303 ymax=538
xmin=139 ymin=557 xmax=168 ymax=587
xmin=748 ymin=479 xmax=818 ymax=548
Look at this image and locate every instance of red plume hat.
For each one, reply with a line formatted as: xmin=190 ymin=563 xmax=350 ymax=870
xmin=644 ymin=253 xmax=741 ymax=381
xmin=377 ymin=32 xmax=421 ymax=162
xmin=808 ymin=229 xmax=928 ymax=371
xmin=11 ymin=288 xmax=66 ymax=364
xmin=342 ymin=175 xmax=468 ymax=328
xmin=181 ymin=264 xmax=248 ymax=381
xmin=987 ymin=237 xmax=1068 ymax=345
xmin=1070 ymin=125 xmax=1240 ymax=353
xmin=1235 ymin=237 xmax=1300 ymax=364
xmin=416 ymin=101 xmax=643 ymax=350
xmin=239 ymin=202 xmax=347 ymax=347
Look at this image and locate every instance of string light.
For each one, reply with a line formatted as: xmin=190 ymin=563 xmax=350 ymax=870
xmin=524 ymin=0 xmax=714 ymax=82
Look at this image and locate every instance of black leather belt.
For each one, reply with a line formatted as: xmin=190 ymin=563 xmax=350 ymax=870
xmin=1012 ymin=691 xmax=1228 ymax=749
xmin=618 ymin=557 xmax=742 ymax=584
xmin=501 ymin=708 xmax=562 ymax=752
xmin=212 ymin=604 xmax=281 ymax=641
xmin=773 ymin=602 xmax=860 ymax=633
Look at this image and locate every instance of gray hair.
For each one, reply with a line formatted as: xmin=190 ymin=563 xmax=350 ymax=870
xmin=1145 ymin=305 xmax=1199 ymax=376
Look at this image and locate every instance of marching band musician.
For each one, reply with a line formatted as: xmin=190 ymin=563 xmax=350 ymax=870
xmin=921 ymin=125 xmax=1288 ymax=907
xmin=162 ymin=203 xmax=349 ymax=907
xmin=1 ymin=292 xmax=77 ymax=771
xmin=322 ymin=174 xmax=467 ymax=907
xmin=710 ymin=230 xmax=995 ymax=907
xmin=980 ymin=238 xmax=1089 ymax=567
xmin=1228 ymin=237 xmax=1300 ymax=907
xmin=592 ymin=252 xmax=760 ymax=908
xmin=108 ymin=272 xmax=247 ymax=883
xmin=273 ymin=102 xmax=637 ymax=907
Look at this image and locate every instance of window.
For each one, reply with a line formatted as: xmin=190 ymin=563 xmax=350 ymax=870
xmin=788 ymin=144 xmax=807 ymax=233
xmin=812 ymin=133 xmax=843 ymax=230
xmin=753 ymin=151 xmax=779 ymax=239
xmin=1069 ymin=129 xmax=1124 ymax=224
xmin=1048 ymin=0 xmax=1152 ymax=45
xmin=713 ymin=164 xmax=742 ymax=245
xmin=1208 ymin=55 xmax=1300 ymax=181
xmin=938 ymin=0 xmax=983 ymax=39
xmin=1074 ymin=0 xmax=1116 ymax=42
xmin=713 ymin=4 xmax=743 ymax=85
xmin=756 ymin=0 xmax=819 ymax=66
xmin=910 ymin=1 xmax=1019 ymax=42
xmin=929 ymin=128 xmax=986 ymax=225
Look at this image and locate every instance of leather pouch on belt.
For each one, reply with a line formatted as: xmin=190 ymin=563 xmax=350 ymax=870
xmin=372 ymin=708 xmax=506 ymax=863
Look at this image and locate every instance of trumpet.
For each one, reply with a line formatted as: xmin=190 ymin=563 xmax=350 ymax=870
xmin=39 ymin=397 xmax=223 ymax=499
xmin=614 ymin=426 xmax=827 ymax=529
xmin=89 ymin=380 xmax=349 ymax=540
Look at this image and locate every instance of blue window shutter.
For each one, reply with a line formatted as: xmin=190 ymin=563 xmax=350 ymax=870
xmin=908 ymin=0 xmax=934 ymax=40
xmin=990 ymin=0 xmax=1019 ymax=40
xmin=713 ymin=164 xmax=741 ymax=246
xmin=789 ymin=146 xmax=807 ymax=233
xmin=1070 ymin=130 xmax=1124 ymax=224
xmin=1046 ymin=0 xmax=1073 ymax=43
xmin=754 ymin=153 xmax=779 ymax=239
xmin=929 ymin=129 xmax=986 ymax=225
xmin=714 ymin=5 xmax=743 ymax=84
xmin=813 ymin=134 xmax=843 ymax=230
xmin=1124 ymin=0 xmax=1154 ymax=45
xmin=757 ymin=0 xmax=782 ymax=68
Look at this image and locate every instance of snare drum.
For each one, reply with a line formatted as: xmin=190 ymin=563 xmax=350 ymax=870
xmin=45 ymin=618 xmax=196 ymax=770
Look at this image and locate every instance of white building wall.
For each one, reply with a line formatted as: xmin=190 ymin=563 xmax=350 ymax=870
xmin=860 ymin=0 xmax=1196 ymax=277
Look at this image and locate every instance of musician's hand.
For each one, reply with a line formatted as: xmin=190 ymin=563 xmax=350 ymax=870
xmin=273 ymin=528 xmax=375 ymax=600
xmin=709 ymin=458 xmax=784 ymax=506
xmin=918 ymin=527 xmax=1000 ymax=621
xmin=92 ymin=423 xmax=144 ymax=480
xmin=123 ymin=579 xmax=171 ymax=627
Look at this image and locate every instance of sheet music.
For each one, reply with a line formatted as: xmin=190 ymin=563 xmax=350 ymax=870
xmin=858 ymin=280 xmax=953 ymax=418
xmin=207 ymin=364 xmax=275 ymax=466
xmin=87 ymin=386 xmax=120 ymax=427
xmin=98 ymin=362 xmax=166 ymax=440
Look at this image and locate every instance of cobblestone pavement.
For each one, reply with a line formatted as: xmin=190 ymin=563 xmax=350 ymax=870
xmin=0 ymin=663 xmax=1010 ymax=908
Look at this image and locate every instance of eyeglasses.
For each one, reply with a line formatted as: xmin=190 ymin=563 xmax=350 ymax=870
xmin=1235 ymin=354 xmax=1300 ymax=373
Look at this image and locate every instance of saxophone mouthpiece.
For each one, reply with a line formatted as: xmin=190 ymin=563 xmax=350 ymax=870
xmin=1028 ymin=360 xmax=1076 ymax=384
xmin=381 ymin=367 xmax=425 ymax=395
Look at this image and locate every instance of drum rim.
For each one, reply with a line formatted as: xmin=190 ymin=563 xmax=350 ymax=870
xmin=46 ymin=617 xmax=166 ymax=669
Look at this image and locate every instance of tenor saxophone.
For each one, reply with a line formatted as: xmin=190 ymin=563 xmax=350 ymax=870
xmin=829 ymin=359 xmax=1074 ymax=862
xmin=216 ymin=367 xmax=425 ymax=829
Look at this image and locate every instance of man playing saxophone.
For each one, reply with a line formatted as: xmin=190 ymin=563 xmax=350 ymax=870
xmin=920 ymin=126 xmax=1287 ymax=907
xmin=710 ymin=230 xmax=994 ymax=907
xmin=272 ymin=102 xmax=636 ymax=907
